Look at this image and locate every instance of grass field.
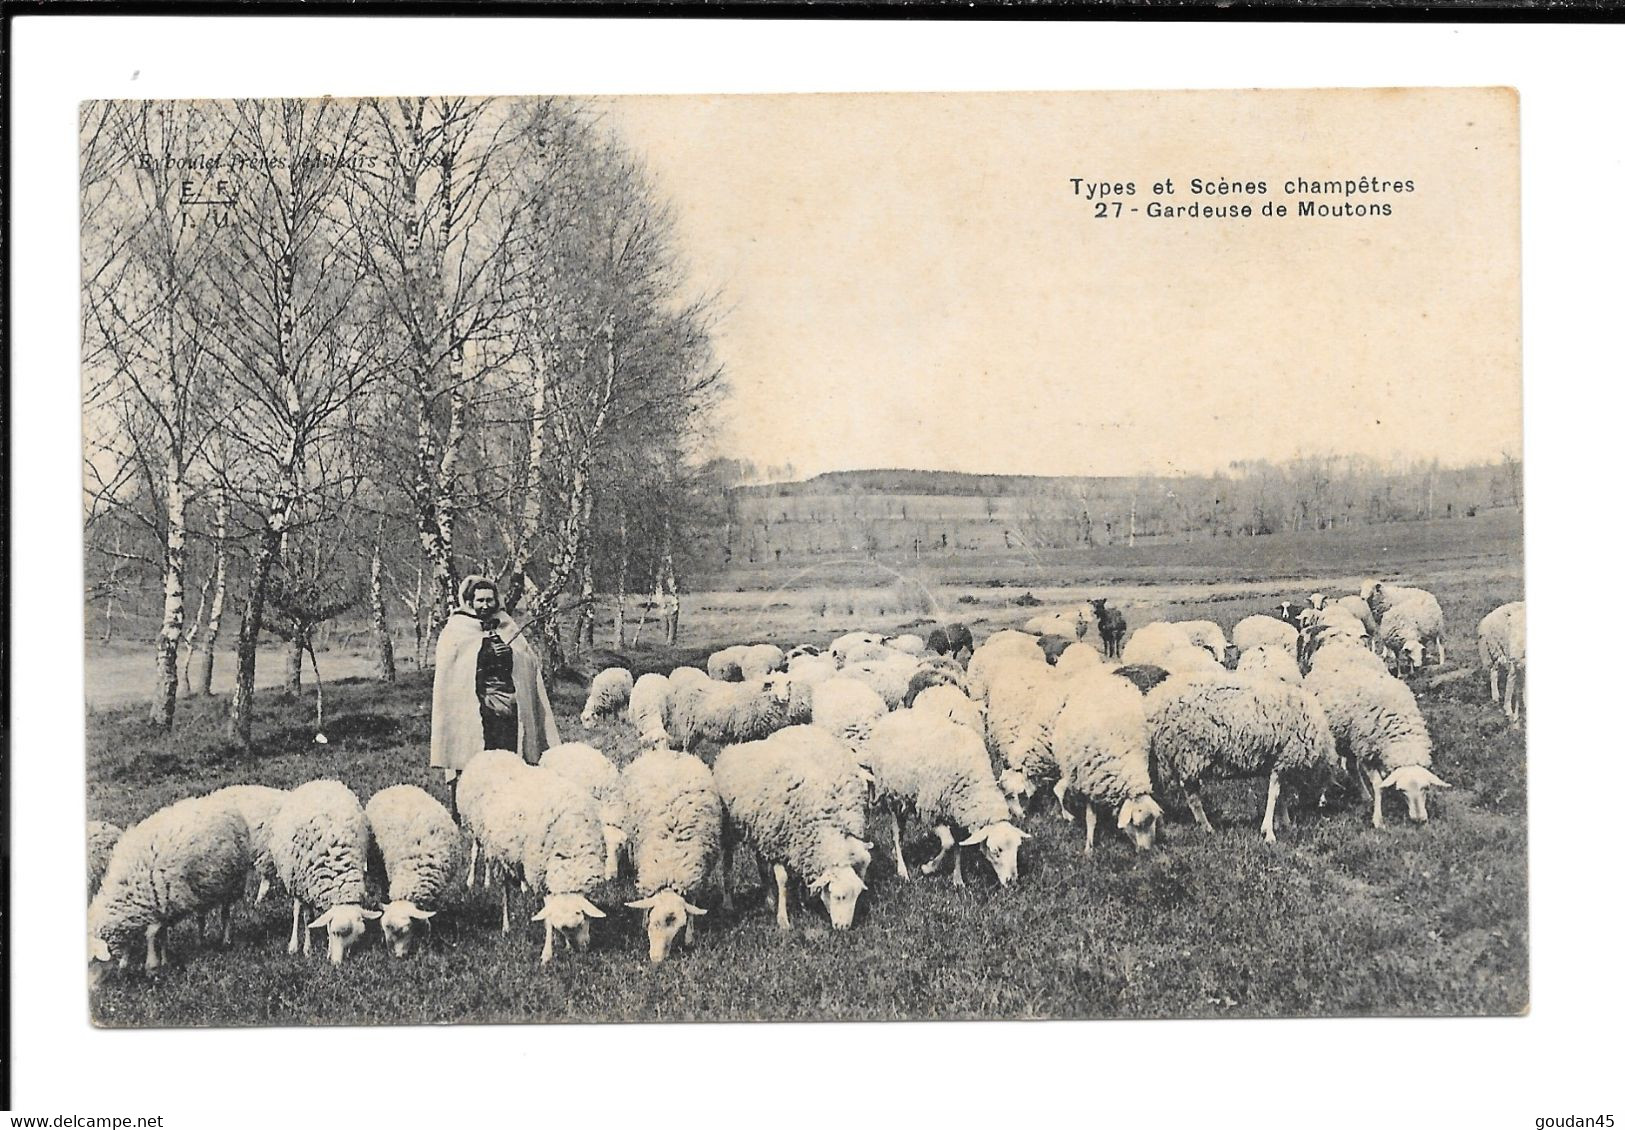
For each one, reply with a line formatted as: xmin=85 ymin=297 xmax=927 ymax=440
xmin=86 ymin=517 xmax=1526 ymax=1026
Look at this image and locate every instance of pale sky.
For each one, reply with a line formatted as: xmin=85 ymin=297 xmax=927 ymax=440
xmin=603 ymin=89 xmax=1522 ymax=479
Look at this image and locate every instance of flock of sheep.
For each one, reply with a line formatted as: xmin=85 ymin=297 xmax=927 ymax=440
xmin=86 ymin=580 xmax=1526 ymax=979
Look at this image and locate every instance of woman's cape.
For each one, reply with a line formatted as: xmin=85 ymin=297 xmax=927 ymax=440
xmin=430 ymin=612 xmax=562 ymax=778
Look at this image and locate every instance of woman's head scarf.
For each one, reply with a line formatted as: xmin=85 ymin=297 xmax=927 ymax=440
xmin=458 ymin=574 xmax=502 ymax=613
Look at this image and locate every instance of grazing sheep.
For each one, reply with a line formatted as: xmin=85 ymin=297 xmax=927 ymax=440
xmin=508 ymin=769 xmax=611 ymax=963
xmin=1050 ymin=671 xmax=1161 ymax=853
xmin=629 ymin=672 xmax=673 ymax=748
xmin=1305 ymin=663 xmax=1451 ymax=826
xmin=1157 ymin=644 xmax=1225 ymax=675
xmin=786 ymin=652 xmax=840 ymax=723
xmin=1054 ymin=643 xmax=1104 ymax=675
xmin=1478 ymin=601 xmax=1527 ymax=721
xmin=666 ymin=673 xmax=793 ymax=756
xmin=1307 ymin=638 xmax=1391 ymax=677
xmin=580 ymin=667 xmax=634 ymax=729
xmin=538 ymin=742 xmax=629 ymax=880
xmin=365 ymin=785 xmax=460 ymax=958
xmin=269 ymin=780 xmax=379 ymax=964
xmin=739 ymin=643 xmax=789 ymax=679
xmin=1329 ymin=595 xmax=1379 ymax=640
xmin=1377 ymin=597 xmax=1446 ymax=675
xmin=706 ymin=645 xmax=751 ymax=682
xmin=811 ymin=676 xmax=889 ymax=746
xmin=984 ymin=662 xmax=1074 ymax=811
xmin=1235 ymin=645 xmax=1303 ymax=685
xmin=1173 ymin=621 xmax=1229 ymax=663
xmin=965 ymin=633 xmax=1046 ymax=703
xmin=87 ymin=820 xmax=122 ymax=902
xmin=858 ymin=710 xmax=1028 ymax=887
xmin=712 ymin=726 xmax=872 ymax=930
xmin=621 ymin=749 xmax=725 ymax=963
xmin=842 ymin=652 xmax=921 ymax=709
xmin=208 ymin=784 xmax=289 ymax=905
xmin=667 ymin=666 xmax=709 ymax=693
xmin=1111 ymin=663 xmax=1171 ymax=695
xmin=1273 ymin=601 xmax=1308 ymax=624
xmin=1037 ymin=634 xmax=1076 ymax=665
xmin=902 ymin=655 xmax=967 ymax=706
xmin=1024 ymin=610 xmax=1089 ymax=641
xmin=909 ymin=684 xmax=986 ymax=732
xmin=88 ymin=798 xmax=250 ymax=977
xmin=1232 ymin=614 xmax=1300 ymax=654
xmin=886 ymin=633 xmax=927 ymax=656
xmin=1146 ymin=676 xmax=1338 ymax=843
xmin=457 ymin=748 xmax=530 ymax=889
xmin=1122 ymin=622 xmax=1198 ymax=668
xmin=1089 ymin=599 xmax=1128 ymax=659
xmin=926 ymin=623 xmax=974 ymax=660
xmin=1361 ymin=580 xmax=1439 ymax=623
xmin=830 ymin=631 xmax=887 ymax=667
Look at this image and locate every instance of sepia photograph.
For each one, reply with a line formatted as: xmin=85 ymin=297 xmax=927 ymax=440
xmin=79 ymin=87 xmax=1525 ymax=1028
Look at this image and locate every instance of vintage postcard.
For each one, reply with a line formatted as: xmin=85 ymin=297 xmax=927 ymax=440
xmin=81 ymin=88 xmax=1523 ymax=1025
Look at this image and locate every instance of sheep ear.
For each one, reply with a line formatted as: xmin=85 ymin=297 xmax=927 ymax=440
xmin=308 ymin=909 xmax=335 ymax=931
xmin=1017 ymin=828 xmax=1033 ymax=841
xmin=582 ymin=899 xmax=607 ymax=919
xmin=808 ymin=873 xmax=831 ymax=893
xmin=859 ymin=840 xmax=874 ymax=851
xmin=959 ymin=829 xmax=989 ymax=846
xmin=625 ymin=896 xmax=659 ymax=910
xmin=1117 ymin=806 xmax=1133 ymax=830
xmin=1421 ymin=770 xmax=1453 ymax=789
xmin=529 ymin=908 xmax=551 ymax=923
xmin=684 ymin=902 xmax=708 ymax=917
xmin=410 ymin=908 xmax=436 ymax=920
xmin=89 ymin=938 xmax=112 ymax=963
xmin=1377 ymin=770 xmax=1401 ymax=790
xmin=361 ymin=909 xmax=382 ymax=920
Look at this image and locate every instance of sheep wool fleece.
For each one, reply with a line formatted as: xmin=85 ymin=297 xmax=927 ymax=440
xmin=366 ymin=785 xmax=461 ymax=908
xmin=270 ymin=780 xmax=372 ymax=912
xmin=621 ymin=749 xmax=723 ymax=897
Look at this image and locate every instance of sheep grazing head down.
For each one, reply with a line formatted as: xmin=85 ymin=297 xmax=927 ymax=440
xmin=309 ymin=905 xmax=382 ymax=965
xmin=626 ymin=890 xmax=706 ymax=964
xmin=808 ymin=866 xmax=867 ymax=930
xmin=961 ymin=821 xmax=1030 ymax=886
xmin=531 ymin=893 xmax=607 ymax=963
xmin=1379 ymin=766 xmax=1452 ymax=823
xmin=1117 ymin=795 xmax=1164 ymax=852
xmin=378 ymin=900 xmax=436 ymax=958
xmin=997 ymin=768 xmax=1035 ymax=816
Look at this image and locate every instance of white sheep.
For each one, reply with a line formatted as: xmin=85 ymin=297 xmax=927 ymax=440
xmin=1121 ymin=622 xmax=1195 ymax=668
xmin=1232 ymin=614 xmax=1300 ymax=654
xmin=858 ymin=710 xmax=1028 ymax=887
xmin=1172 ymin=620 xmax=1229 ymax=663
xmin=1477 ymin=601 xmax=1527 ymax=721
xmin=1023 ymin=610 xmax=1089 ymax=641
xmin=580 ymin=667 xmax=634 ymax=729
xmin=1377 ymin=597 xmax=1446 ymax=675
xmin=86 ymin=820 xmax=122 ymax=902
xmin=1050 ymin=670 xmax=1162 ymax=853
xmin=902 ymin=655 xmax=968 ymax=706
xmin=1361 ymin=580 xmax=1439 ymax=623
xmin=269 ymin=780 xmax=379 ymax=964
xmin=841 ymin=652 xmax=921 ymax=710
xmin=1234 ymin=645 xmax=1303 ymax=685
xmin=88 ymin=798 xmax=249 ymax=975
xmin=667 ymin=666 xmax=709 ymax=693
xmin=713 ymin=726 xmax=872 ymax=930
xmin=909 ymin=684 xmax=986 ymax=733
xmin=457 ymin=748 xmax=531 ymax=889
xmin=666 ymin=673 xmax=793 ymax=755
xmin=1307 ymin=638 xmax=1391 ymax=678
xmin=786 ymin=653 xmax=840 ymax=723
xmin=1053 ymin=642 xmax=1105 ymax=675
xmin=1305 ymin=662 xmax=1451 ymax=825
xmin=207 ymin=784 xmax=288 ymax=905
xmin=1327 ymin=594 xmax=1379 ymax=640
xmin=629 ymin=672 xmax=673 ymax=748
xmin=811 ymin=675 xmax=889 ymax=746
xmin=538 ymin=741 xmax=629 ymax=880
xmin=620 ymin=748 xmax=725 ymax=963
xmin=965 ymin=633 xmax=1046 ymax=703
xmin=830 ymin=631 xmax=887 ymax=667
xmin=885 ymin=633 xmax=928 ymax=656
xmin=1146 ymin=675 xmax=1338 ymax=843
xmin=705 ymin=644 xmax=752 ymax=681
xmin=983 ymin=661 xmax=1074 ymax=812
xmin=365 ymin=785 xmax=460 ymax=958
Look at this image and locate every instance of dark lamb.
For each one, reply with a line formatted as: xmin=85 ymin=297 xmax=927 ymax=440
xmin=1090 ymin=600 xmax=1128 ymax=659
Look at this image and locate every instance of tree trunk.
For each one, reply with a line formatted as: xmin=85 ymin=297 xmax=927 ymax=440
xmin=574 ymin=489 xmax=596 ymax=656
xmin=511 ymin=317 xmax=550 ymax=612
xmin=179 ymin=574 xmax=209 ymax=696
xmin=198 ymin=490 xmax=228 ymax=696
xmin=285 ymin=632 xmax=304 ymax=697
xmin=150 ymin=456 xmax=187 ymax=728
xmin=612 ymin=511 xmax=628 ymax=648
xmin=370 ymin=528 xmax=397 ymax=683
xmin=661 ymin=538 xmax=680 ymax=647
xmin=230 ymin=528 xmax=278 ymax=748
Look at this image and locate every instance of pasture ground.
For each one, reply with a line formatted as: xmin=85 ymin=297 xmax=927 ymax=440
xmin=86 ymin=514 xmax=1526 ymax=1026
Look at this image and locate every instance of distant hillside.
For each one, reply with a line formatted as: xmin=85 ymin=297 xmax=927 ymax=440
xmin=736 ymin=469 xmax=1173 ymax=498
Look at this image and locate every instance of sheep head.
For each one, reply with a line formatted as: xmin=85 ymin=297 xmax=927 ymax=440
xmin=1117 ymin=795 xmax=1164 ymax=852
xmin=626 ymin=890 xmax=706 ymax=964
xmin=1378 ymin=766 xmax=1451 ymax=823
xmin=808 ymin=866 xmax=866 ymax=930
xmin=531 ymin=893 xmax=606 ymax=961
xmin=308 ymin=904 xmax=382 ymax=965
xmin=961 ymin=821 xmax=1030 ymax=886
xmin=378 ymin=900 xmax=435 ymax=958
xmin=996 ymin=769 xmax=1032 ymax=818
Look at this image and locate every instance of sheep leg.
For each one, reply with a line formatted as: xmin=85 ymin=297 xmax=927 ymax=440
xmin=254 ymin=875 xmax=271 ymax=906
xmin=1083 ymin=803 xmax=1097 ymax=854
xmin=1186 ymin=790 xmax=1215 ymax=834
xmin=1261 ymin=769 xmax=1281 ymax=844
xmin=287 ymin=899 xmax=303 ymax=955
xmin=540 ymin=922 xmax=555 ymax=965
xmin=1488 ymin=665 xmax=1501 ymax=706
xmin=684 ymin=914 xmax=697 ymax=947
xmin=467 ymin=839 xmax=480 ymax=888
xmin=773 ymin=864 xmax=791 ymax=931
xmin=890 ymin=811 xmax=910 ymax=881
xmin=1055 ymin=780 xmax=1074 ymax=823
xmin=1436 ymin=639 xmax=1445 ymax=667
xmin=220 ymin=901 xmax=233 ymax=948
xmin=501 ymin=879 xmax=512 ymax=935
xmin=144 ymin=924 xmax=162 ymax=971
xmin=1369 ymin=769 xmax=1386 ymax=828
xmin=719 ymin=839 xmax=735 ymax=912
xmin=302 ymin=918 xmax=313 ymax=957
xmin=921 ymin=825 xmax=955 ymax=875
